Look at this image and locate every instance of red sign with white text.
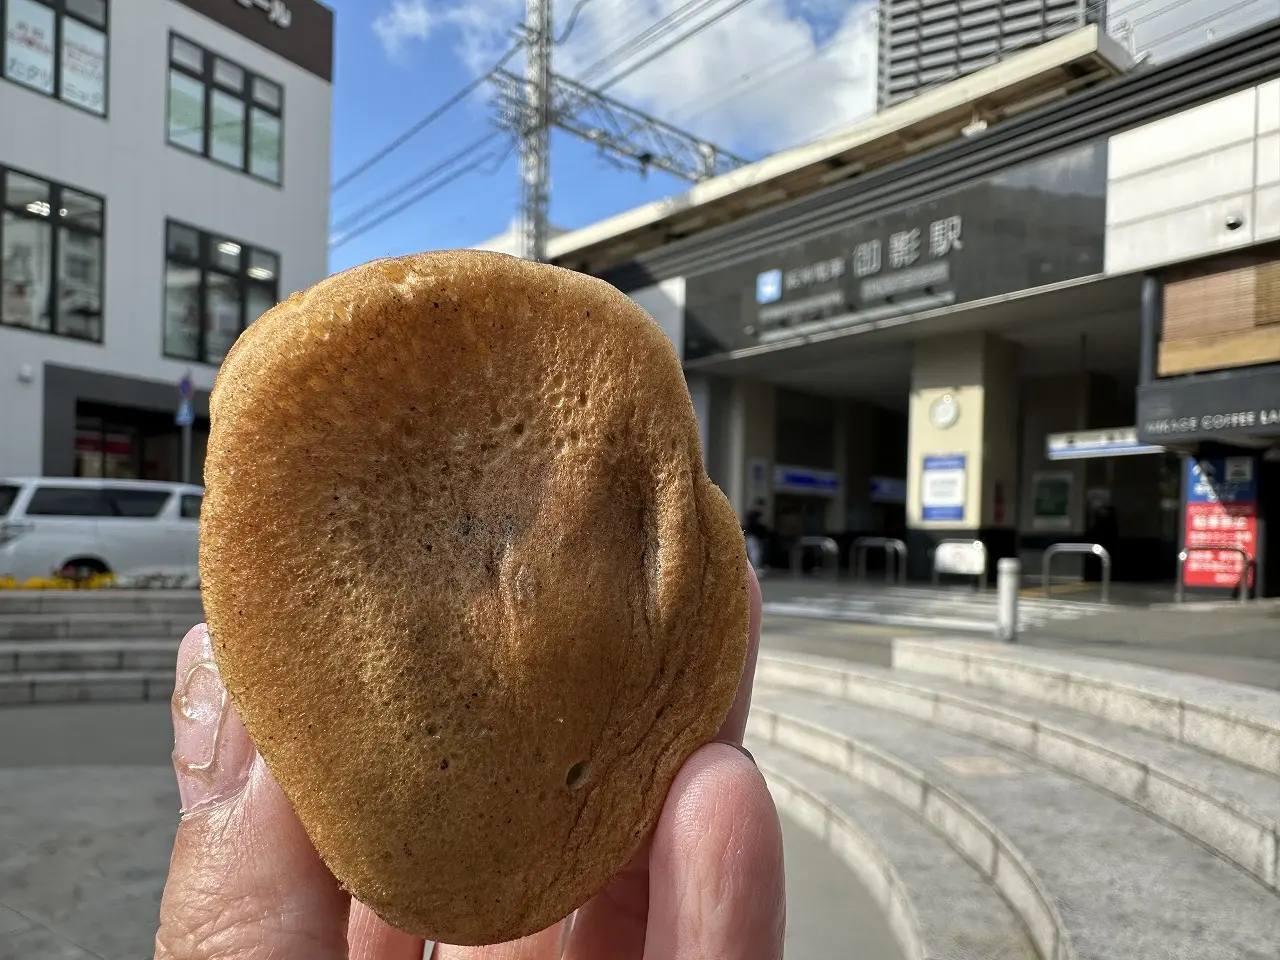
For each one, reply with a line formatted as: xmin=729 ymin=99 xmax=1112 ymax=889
xmin=1184 ymin=501 xmax=1256 ymax=588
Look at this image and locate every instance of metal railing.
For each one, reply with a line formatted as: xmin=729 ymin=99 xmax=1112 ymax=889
xmin=790 ymin=536 xmax=840 ymax=580
xmin=932 ymin=539 xmax=988 ymax=588
xmin=1041 ymin=543 xmax=1112 ymax=604
xmin=1175 ymin=547 xmax=1253 ymax=604
xmin=854 ymin=537 xmax=907 ymax=585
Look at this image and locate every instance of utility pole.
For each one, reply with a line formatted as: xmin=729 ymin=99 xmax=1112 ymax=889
xmin=519 ymin=0 xmax=553 ymax=262
xmin=507 ymin=0 xmax=747 ymax=262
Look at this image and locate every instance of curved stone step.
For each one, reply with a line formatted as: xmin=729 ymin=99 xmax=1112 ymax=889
xmin=0 ymin=670 xmax=175 ymax=705
xmin=0 ymin=640 xmax=179 ymax=674
xmin=758 ymin=652 xmax=1280 ymax=890
xmin=893 ymin=639 xmax=1280 ymax=777
xmin=753 ymin=741 xmax=1040 ymax=960
xmin=750 ymin=688 xmax=1280 ymax=960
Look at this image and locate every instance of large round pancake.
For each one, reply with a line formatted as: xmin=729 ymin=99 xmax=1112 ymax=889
xmin=199 ymin=250 xmax=751 ymax=945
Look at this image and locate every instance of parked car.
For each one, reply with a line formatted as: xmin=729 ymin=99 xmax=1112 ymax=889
xmin=0 ymin=478 xmax=203 ymax=585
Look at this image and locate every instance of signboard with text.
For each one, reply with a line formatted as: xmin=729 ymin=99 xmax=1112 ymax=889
xmin=1137 ymin=364 xmax=1280 ymax=447
xmin=922 ymin=455 xmax=967 ymax=523
xmin=1183 ymin=457 xmax=1257 ymax=589
xmin=682 ymin=140 xmax=1107 ymax=361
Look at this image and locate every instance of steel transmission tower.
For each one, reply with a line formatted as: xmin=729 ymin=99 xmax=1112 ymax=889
xmin=507 ymin=0 xmax=748 ymax=262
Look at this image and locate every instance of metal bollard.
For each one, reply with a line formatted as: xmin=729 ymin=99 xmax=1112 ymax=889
xmin=995 ymin=557 xmax=1020 ymax=643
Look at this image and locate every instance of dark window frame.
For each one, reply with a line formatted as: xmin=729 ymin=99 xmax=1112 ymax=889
xmin=0 ymin=0 xmax=110 ymax=117
xmin=162 ymin=218 xmax=280 ymax=367
xmin=0 ymin=163 xmax=106 ymax=343
xmin=165 ymin=31 xmax=285 ymax=187
xmin=180 ymin=494 xmax=201 ymax=519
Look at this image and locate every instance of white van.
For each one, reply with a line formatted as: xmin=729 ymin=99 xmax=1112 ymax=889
xmin=0 ymin=478 xmax=203 ymax=585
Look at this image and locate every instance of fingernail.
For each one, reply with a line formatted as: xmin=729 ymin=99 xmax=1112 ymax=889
xmin=172 ymin=624 xmax=256 ymax=816
xmin=715 ymin=741 xmax=756 ymax=766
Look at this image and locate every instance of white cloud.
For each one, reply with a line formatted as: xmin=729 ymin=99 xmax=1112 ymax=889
xmin=373 ymin=0 xmax=437 ymax=60
xmin=370 ymin=0 xmax=879 ymax=154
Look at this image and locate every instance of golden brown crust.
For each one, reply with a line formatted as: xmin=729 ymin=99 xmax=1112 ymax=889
xmin=199 ymin=250 xmax=750 ymax=945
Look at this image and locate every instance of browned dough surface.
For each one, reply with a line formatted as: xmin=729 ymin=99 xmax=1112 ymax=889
xmin=199 ymin=250 xmax=751 ymax=945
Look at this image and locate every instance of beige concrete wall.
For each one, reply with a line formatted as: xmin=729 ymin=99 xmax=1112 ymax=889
xmin=907 ymin=332 xmax=1018 ymax=529
xmin=1105 ymin=79 xmax=1280 ymax=275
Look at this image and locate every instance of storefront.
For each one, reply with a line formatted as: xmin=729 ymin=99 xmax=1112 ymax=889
xmin=1137 ymin=362 xmax=1280 ymax=597
xmin=41 ymin=363 xmax=210 ymax=483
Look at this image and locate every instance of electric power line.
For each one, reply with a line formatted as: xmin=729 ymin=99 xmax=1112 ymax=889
xmin=329 ymin=41 xmax=522 ymax=194
xmin=575 ymin=0 xmax=726 ymax=84
xmin=330 ymin=132 xmax=502 ymax=234
xmin=329 ymin=140 xmax=517 ymax=249
xmin=599 ymin=0 xmax=766 ymax=92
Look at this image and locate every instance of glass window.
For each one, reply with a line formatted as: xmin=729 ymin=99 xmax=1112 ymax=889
xmin=2 ymin=211 xmax=54 ymax=332
xmin=5 ymin=0 xmax=55 ymax=95
xmin=25 ymin=486 xmax=109 ymax=517
xmin=167 ymin=70 xmax=205 ymax=153
xmin=209 ymin=89 xmax=245 ymax=167
xmin=204 ymin=272 xmax=240 ymax=363
xmin=249 ymin=108 xmax=281 ymax=183
xmin=180 ymin=494 xmax=202 ymax=519
xmin=163 ymin=220 xmax=279 ymax=366
xmin=0 ymin=484 xmax=19 ymax=516
xmin=1 ymin=166 xmax=104 ymax=341
xmin=59 ymin=15 xmax=105 ymax=115
xmin=164 ymin=263 xmax=201 ymax=360
xmin=4 ymin=0 xmax=110 ymax=114
xmin=212 ymin=58 xmax=243 ymax=91
xmin=170 ymin=34 xmax=202 ymax=72
xmin=6 ymin=170 xmax=50 ymax=213
xmin=165 ymin=33 xmax=282 ymax=185
xmin=105 ymin=487 xmax=170 ymax=518
xmin=64 ymin=0 xmax=105 ymax=26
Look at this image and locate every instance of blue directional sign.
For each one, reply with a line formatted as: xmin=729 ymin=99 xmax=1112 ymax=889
xmin=178 ymin=372 xmax=193 ymax=401
xmin=175 ymin=399 xmax=194 ymax=427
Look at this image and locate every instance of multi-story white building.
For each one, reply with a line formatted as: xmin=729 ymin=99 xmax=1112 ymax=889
xmin=0 ymin=0 xmax=333 ymax=482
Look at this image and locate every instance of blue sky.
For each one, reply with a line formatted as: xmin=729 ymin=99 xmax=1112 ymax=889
xmin=323 ymin=0 xmax=1275 ymax=276
xmin=324 ymin=0 xmax=880 ymax=274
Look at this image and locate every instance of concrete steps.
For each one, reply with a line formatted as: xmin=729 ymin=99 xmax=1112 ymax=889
xmin=0 ymin=590 xmax=203 ymax=617
xmin=0 ymin=640 xmax=178 ymax=674
xmin=894 ymin=639 xmax=1280 ymax=777
xmin=750 ymin=681 xmax=1280 ymax=960
xmin=0 ymin=614 xmax=197 ymax=641
xmin=0 ymin=670 xmax=175 ymax=705
xmin=759 ymin=653 xmax=1280 ymax=891
xmin=753 ymin=742 xmax=1039 ymax=960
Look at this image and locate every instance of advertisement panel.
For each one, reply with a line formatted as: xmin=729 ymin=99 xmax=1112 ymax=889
xmin=921 ymin=455 xmax=966 ymax=523
xmin=1183 ymin=457 xmax=1257 ymax=589
xmin=4 ymin=0 xmax=55 ymax=95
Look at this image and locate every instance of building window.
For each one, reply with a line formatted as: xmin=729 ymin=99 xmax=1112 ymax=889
xmin=2 ymin=0 xmax=108 ymax=115
xmin=163 ymin=220 xmax=279 ymax=366
xmin=166 ymin=33 xmax=283 ymax=185
xmin=0 ymin=166 xmax=104 ymax=341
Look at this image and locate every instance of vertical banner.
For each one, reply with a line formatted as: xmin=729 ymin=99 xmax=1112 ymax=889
xmin=1184 ymin=457 xmax=1257 ymax=589
xmin=922 ymin=454 xmax=966 ymax=522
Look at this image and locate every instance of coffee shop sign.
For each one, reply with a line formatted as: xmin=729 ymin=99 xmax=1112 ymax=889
xmin=235 ymin=0 xmax=291 ymax=28
xmin=1144 ymin=409 xmax=1280 ymax=435
xmin=768 ymin=215 xmax=963 ymax=297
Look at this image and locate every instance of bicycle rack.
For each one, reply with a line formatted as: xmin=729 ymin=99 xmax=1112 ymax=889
xmin=1176 ymin=547 xmax=1253 ymax=604
xmin=932 ymin=539 xmax=988 ymax=589
xmin=1040 ymin=542 xmax=1112 ymax=604
xmin=790 ymin=536 xmax=840 ymax=581
xmin=854 ymin=537 xmax=907 ymax=585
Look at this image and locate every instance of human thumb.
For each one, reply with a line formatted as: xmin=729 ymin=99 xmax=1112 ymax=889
xmin=154 ymin=624 xmax=352 ymax=960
